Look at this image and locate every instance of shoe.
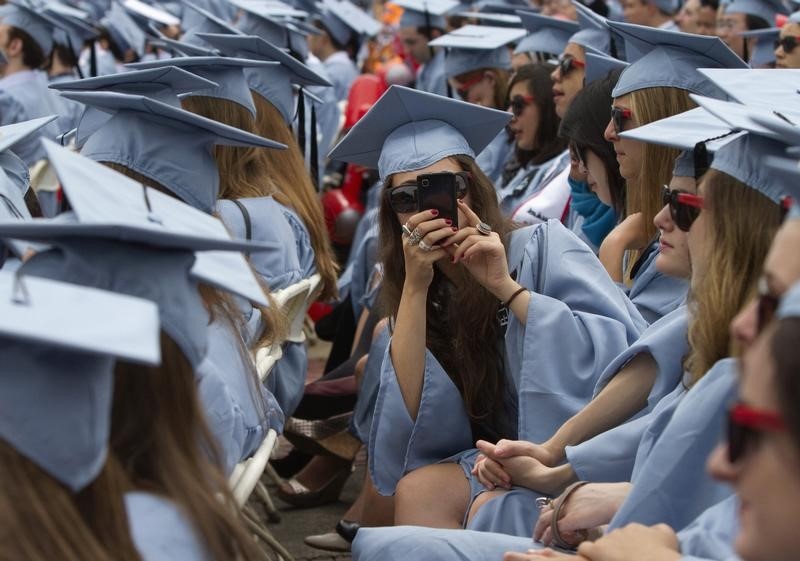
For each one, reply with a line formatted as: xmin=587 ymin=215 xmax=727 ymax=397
xmin=275 ymin=464 xmax=353 ymax=508
xmin=303 ymin=519 xmax=360 ymax=553
xmin=284 ymin=420 xmax=362 ymax=461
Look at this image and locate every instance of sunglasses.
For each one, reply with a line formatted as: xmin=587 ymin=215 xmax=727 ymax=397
xmin=387 ymin=171 xmax=471 ymax=214
xmin=509 ymin=94 xmax=535 ymax=117
xmin=556 ymin=54 xmax=586 ymax=76
xmin=727 ymin=403 xmax=786 ymax=463
xmin=455 ymin=73 xmax=485 ymax=100
xmin=662 ymin=185 xmax=704 ymax=232
xmin=611 ymin=106 xmax=633 ymax=135
xmin=775 ymin=35 xmax=800 ymax=54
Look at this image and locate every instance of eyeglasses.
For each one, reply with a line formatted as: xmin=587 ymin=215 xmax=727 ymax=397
xmin=775 ymin=36 xmax=800 ymax=54
xmin=555 ymin=54 xmax=585 ymax=77
xmin=610 ymin=106 xmax=633 ymax=135
xmin=727 ymin=403 xmax=786 ymax=463
xmin=455 ymin=73 xmax=485 ymax=100
xmin=662 ymin=185 xmax=704 ymax=232
xmin=387 ymin=171 xmax=471 ymax=214
xmin=509 ymin=94 xmax=535 ymax=117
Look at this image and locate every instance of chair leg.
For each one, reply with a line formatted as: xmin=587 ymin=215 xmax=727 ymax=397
xmin=255 ymin=481 xmax=282 ymax=523
xmin=243 ymin=506 xmax=294 ymax=561
xmin=264 ymin=462 xmax=283 ymax=486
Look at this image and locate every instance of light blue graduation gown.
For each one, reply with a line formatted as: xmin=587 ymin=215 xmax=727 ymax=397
xmin=0 ymin=70 xmax=63 ymax=165
xmin=677 ymin=496 xmax=741 ymax=561
xmin=415 ymin=48 xmax=448 ymax=97
xmin=49 ymin=72 xmax=84 ymax=136
xmin=624 ymin=240 xmax=689 ymax=324
xmin=216 ymin=196 xmax=316 ymax=418
xmin=497 ymin=151 xmax=571 ymax=219
xmin=476 ymin=129 xmax=513 ymax=187
xmin=369 ymin=220 xmax=645 ymax=496
xmin=125 ymin=492 xmax=214 ymax=561
xmin=323 ymin=51 xmax=359 ymax=102
xmin=306 ymin=59 xmax=341 ymax=182
xmin=350 ymin=322 xmax=390 ymax=443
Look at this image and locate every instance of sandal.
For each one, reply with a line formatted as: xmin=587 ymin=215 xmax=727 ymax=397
xmin=275 ymin=463 xmax=354 ymax=508
xmin=304 ymin=520 xmax=360 ymax=552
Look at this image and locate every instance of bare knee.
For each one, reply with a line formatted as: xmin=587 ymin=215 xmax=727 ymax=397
xmin=394 ymin=463 xmax=470 ymax=528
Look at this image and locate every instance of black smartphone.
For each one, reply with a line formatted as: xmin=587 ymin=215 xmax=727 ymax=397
xmin=417 ymin=172 xmax=457 ymax=226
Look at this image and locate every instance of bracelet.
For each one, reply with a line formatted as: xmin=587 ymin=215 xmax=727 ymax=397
xmin=503 ymin=287 xmax=527 ymax=308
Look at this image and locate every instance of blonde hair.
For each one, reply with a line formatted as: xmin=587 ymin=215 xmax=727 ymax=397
xmin=626 ymin=87 xmax=696 ymax=280
xmin=685 ymin=170 xmax=783 ymax=385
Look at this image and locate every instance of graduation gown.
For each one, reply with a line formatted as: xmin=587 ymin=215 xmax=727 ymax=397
xmin=323 ymin=50 xmax=359 ymax=102
xmin=624 ymin=240 xmax=689 ymax=324
xmin=415 ymin=49 xmax=448 ymax=97
xmin=476 ymin=128 xmax=513 ymax=187
xmin=368 ymin=220 xmax=645 ymax=496
xmin=0 ymin=70 xmax=62 ymax=165
xmin=498 ymin=150 xmax=571 ymax=221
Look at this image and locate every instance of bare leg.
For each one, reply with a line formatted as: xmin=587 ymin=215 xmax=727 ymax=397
xmin=343 ymin=467 xmax=394 ymax=527
xmin=394 ymin=463 xmax=471 ymax=528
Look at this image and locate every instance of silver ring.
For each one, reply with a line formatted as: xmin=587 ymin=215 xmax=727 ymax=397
xmin=408 ymin=228 xmax=423 ymax=246
xmin=401 ymin=224 xmax=413 ymax=237
xmin=418 ymin=240 xmax=433 ymax=252
xmin=535 ymin=497 xmax=552 ymax=512
xmin=476 ymin=221 xmax=492 ymax=236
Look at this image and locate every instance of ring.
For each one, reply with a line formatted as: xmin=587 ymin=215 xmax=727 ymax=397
xmin=418 ymin=240 xmax=432 ymax=252
xmin=476 ymin=221 xmax=492 ymax=236
xmin=401 ymin=223 xmax=413 ymax=237
xmin=408 ymin=228 xmax=423 ymax=246
xmin=535 ymin=497 xmax=552 ymax=512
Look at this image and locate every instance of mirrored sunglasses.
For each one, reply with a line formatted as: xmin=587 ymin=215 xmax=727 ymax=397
xmin=387 ymin=171 xmax=471 ymax=214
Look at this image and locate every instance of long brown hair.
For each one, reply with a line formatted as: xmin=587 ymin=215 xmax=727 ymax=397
xmin=183 ymin=94 xmax=339 ymax=302
xmin=378 ymin=155 xmax=515 ymax=426
xmin=626 ymin=86 xmax=696 ymax=279
xmin=111 ymin=333 xmax=265 ymax=561
xmin=685 ymin=170 xmax=782 ymax=385
xmin=0 ymin=442 xmax=140 ymax=561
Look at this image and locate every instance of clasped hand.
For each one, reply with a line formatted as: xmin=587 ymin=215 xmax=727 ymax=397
xmin=472 ymin=439 xmax=562 ymax=494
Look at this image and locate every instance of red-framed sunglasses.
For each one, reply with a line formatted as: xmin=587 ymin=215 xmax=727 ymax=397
xmin=555 ymin=54 xmax=585 ymax=76
xmin=727 ymin=403 xmax=787 ymax=463
xmin=611 ymin=105 xmax=633 ymax=134
xmin=775 ymin=35 xmax=800 ymax=53
xmin=455 ymin=73 xmax=485 ymax=100
xmin=509 ymin=94 xmax=535 ymax=117
xmin=662 ymin=185 xmax=704 ymax=232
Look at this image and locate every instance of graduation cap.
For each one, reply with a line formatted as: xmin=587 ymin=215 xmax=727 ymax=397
xmin=59 ymin=90 xmax=285 ymax=213
xmin=570 ymin=1 xmax=612 ymax=55
xmin=738 ymin=27 xmax=779 ymax=67
xmin=690 ymin=94 xmax=800 ymax=143
xmin=724 ymin=0 xmax=787 ymax=25
xmin=0 ymin=0 xmax=62 ymax=54
xmin=608 ymin=20 xmax=747 ymax=99
xmin=513 ymin=10 xmax=579 ymax=56
xmin=128 ymin=56 xmax=280 ymax=117
xmin=456 ymin=11 xmax=523 ymax=27
xmin=697 ymin=68 xmax=800 ymax=109
xmin=0 ymin=269 xmax=160 ymax=492
xmin=393 ymin=0 xmax=459 ymax=29
xmin=123 ymin=0 xmax=181 ymax=27
xmin=44 ymin=3 xmax=100 ymax=60
xmin=429 ymin=24 xmax=526 ymax=77
xmin=101 ymin=0 xmax=148 ymax=57
xmin=584 ymin=52 xmax=628 ymax=84
xmin=232 ymin=0 xmax=314 ymax=59
xmin=148 ymin=34 xmax=221 ymax=56
xmin=315 ymin=0 xmax=381 ymax=45
xmin=328 ymin=85 xmax=512 ymax=180
xmin=764 ymin=154 xmax=800 ymax=218
xmin=180 ymin=1 xmax=242 ymax=47
xmin=196 ymin=32 xmax=331 ymax=123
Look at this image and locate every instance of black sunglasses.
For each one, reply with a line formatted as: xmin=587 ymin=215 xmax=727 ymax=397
xmin=509 ymin=94 xmax=534 ymax=117
xmin=662 ymin=185 xmax=704 ymax=232
xmin=387 ymin=171 xmax=471 ymax=214
xmin=727 ymin=403 xmax=786 ymax=463
xmin=775 ymin=35 xmax=800 ymax=53
xmin=556 ymin=54 xmax=585 ymax=76
xmin=610 ymin=106 xmax=633 ymax=135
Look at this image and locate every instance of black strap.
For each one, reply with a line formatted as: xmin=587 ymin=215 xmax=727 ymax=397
xmin=310 ymin=102 xmax=319 ymax=191
xmin=89 ymin=39 xmax=98 ymax=78
xmin=66 ymin=36 xmax=84 ymax=79
xmin=297 ymin=88 xmax=306 ymax=159
xmin=231 ymin=199 xmax=252 ymax=257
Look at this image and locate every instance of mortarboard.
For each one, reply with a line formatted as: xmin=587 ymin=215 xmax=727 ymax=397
xmin=44 ymin=3 xmax=100 ymax=59
xmin=608 ymin=20 xmax=747 ymax=99
xmin=698 ymin=68 xmax=800 ymax=108
xmin=738 ymin=27 xmax=779 ymax=67
xmin=232 ymin=1 xmax=315 ymax=59
xmin=328 ymin=85 xmax=512 ymax=180
xmin=456 ymin=11 xmax=523 ymax=27
xmin=123 ymin=0 xmax=181 ymax=27
xmin=724 ymin=0 xmax=787 ymax=25
xmin=195 ymin=32 xmax=331 ymax=123
xmin=394 ymin=0 xmax=459 ymax=29
xmin=513 ymin=10 xmax=579 ymax=56
xmin=690 ymin=94 xmax=800 ymax=143
xmin=101 ymin=0 xmax=148 ymax=57
xmin=570 ymin=1 xmax=612 ymax=55
xmin=429 ymin=24 xmax=526 ymax=77
xmin=59 ymin=90 xmax=285 ymax=213
xmin=128 ymin=56 xmax=280 ymax=117
xmin=314 ymin=0 xmax=381 ymax=46
xmin=0 ymin=0 xmax=61 ymax=54
xmin=584 ymin=51 xmax=628 ymax=84
xmin=180 ymin=1 xmax=242 ymax=47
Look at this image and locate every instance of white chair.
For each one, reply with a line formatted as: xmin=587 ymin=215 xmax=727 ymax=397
xmin=274 ymin=279 xmax=313 ymax=344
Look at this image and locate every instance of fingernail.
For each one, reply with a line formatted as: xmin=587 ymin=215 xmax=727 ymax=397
xmin=431 ymin=209 xmax=439 ymax=216
xmin=452 ymin=227 xmax=458 ymax=232
xmin=445 ymin=219 xmax=452 ymax=225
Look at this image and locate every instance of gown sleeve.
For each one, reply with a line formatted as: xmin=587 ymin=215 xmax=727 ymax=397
xmin=677 ymin=496 xmax=740 ymax=561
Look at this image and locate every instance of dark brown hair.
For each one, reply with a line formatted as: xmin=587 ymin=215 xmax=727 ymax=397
xmin=7 ymin=27 xmax=46 ymax=68
xmin=378 ymin=155 xmax=515 ymax=427
xmin=508 ymin=63 xmax=567 ymax=166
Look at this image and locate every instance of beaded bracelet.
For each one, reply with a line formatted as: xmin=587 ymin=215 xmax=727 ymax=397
xmin=503 ymin=287 xmax=528 ymax=308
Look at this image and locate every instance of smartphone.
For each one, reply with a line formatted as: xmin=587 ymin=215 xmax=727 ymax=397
xmin=417 ymin=172 xmax=457 ymax=226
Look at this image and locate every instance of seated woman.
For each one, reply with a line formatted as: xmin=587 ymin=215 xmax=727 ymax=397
xmin=329 ymin=84 xmax=644 ymax=532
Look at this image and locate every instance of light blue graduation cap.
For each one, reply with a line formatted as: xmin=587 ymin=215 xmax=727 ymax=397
xmin=127 ymin=56 xmax=279 ymax=117
xmin=196 ymin=32 xmax=332 ymax=123
xmin=180 ymin=1 xmax=241 ymax=47
xmin=570 ymin=2 xmax=612 ymax=55
xmin=394 ymin=0 xmax=458 ymax=29
xmin=724 ymin=0 xmax=786 ymax=24
xmin=101 ymin=0 xmax=148 ymax=57
xmin=690 ymin=94 xmax=800 ymax=143
xmin=608 ymin=21 xmax=747 ymax=99
xmin=123 ymin=0 xmax=181 ymax=27
xmin=232 ymin=1 xmax=315 ymax=59
xmin=59 ymin=90 xmax=286 ymax=213
xmin=764 ymin=154 xmax=800 ymax=217
xmin=148 ymin=35 xmax=220 ymax=56
xmin=698 ymin=68 xmax=800 ymax=109
xmin=328 ymin=85 xmax=512 ymax=180
xmin=514 ymin=10 xmax=579 ymax=56
xmin=456 ymin=11 xmax=523 ymax=27
xmin=584 ymin=51 xmax=628 ymax=84
xmin=0 ymin=0 xmax=61 ymax=54
xmin=315 ymin=0 xmax=381 ymax=46
xmin=44 ymin=3 xmax=100 ymax=59
xmin=429 ymin=24 xmax=526 ymax=77
xmin=0 ymin=269 xmax=160 ymax=491
xmin=739 ymin=27 xmax=779 ymax=67
xmin=475 ymin=0 xmax=531 ymax=14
